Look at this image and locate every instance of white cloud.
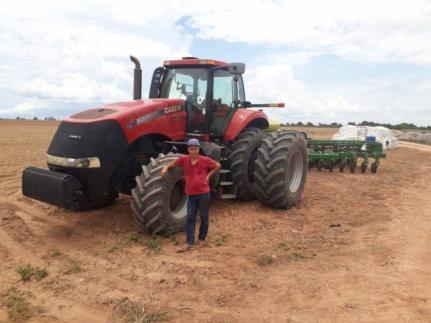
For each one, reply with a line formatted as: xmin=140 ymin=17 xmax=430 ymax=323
xmin=0 ymin=0 xmax=430 ymax=125
xmin=14 ymin=98 xmax=47 ymax=112
xmin=185 ymin=0 xmax=431 ymax=65
xmin=245 ymin=61 xmax=431 ymax=125
xmin=0 ymin=65 xmax=14 ymax=70
xmin=417 ymin=80 xmax=431 ymax=91
xmin=1 ymin=97 xmax=47 ymax=117
xmin=10 ymin=74 xmax=129 ymax=103
xmin=0 ymin=0 xmax=193 ymax=108
xmin=244 ymin=62 xmax=357 ymax=123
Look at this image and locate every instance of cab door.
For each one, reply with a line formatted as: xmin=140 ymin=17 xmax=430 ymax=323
xmin=210 ymin=70 xmax=245 ymax=137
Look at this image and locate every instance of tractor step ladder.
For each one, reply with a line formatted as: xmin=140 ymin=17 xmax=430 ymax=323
xmin=218 ymin=168 xmax=237 ymax=199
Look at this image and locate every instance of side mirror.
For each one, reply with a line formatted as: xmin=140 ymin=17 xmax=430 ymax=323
xmin=149 ymin=67 xmax=165 ymax=98
xmin=243 ymin=101 xmax=252 ymax=107
xmin=228 ymin=63 xmax=245 ymax=74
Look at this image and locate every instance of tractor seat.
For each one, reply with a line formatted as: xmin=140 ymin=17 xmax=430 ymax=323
xmin=213 ymin=104 xmax=229 ymax=118
xmin=201 ymin=99 xmax=230 ymax=118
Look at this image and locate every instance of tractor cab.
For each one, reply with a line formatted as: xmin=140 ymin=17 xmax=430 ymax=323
xmin=149 ymin=58 xmax=246 ymax=139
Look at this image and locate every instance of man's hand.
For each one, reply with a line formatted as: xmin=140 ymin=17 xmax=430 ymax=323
xmin=161 ymin=166 xmax=169 ymax=177
xmin=161 ymin=159 xmax=178 ymax=177
xmin=206 ymin=162 xmax=221 ymax=183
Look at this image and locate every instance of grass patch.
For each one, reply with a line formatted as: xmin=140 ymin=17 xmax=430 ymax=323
xmin=145 ymin=236 xmax=162 ymax=254
xmin=170 ymin=233 xmax=180 ymax=246
xmin=257 ymin=255 xmax=274 ymax=267
xmin=108 ymin=233 xmax=142 ymax=252
xmin=191 ymin=276 xmax=200 ymax=285
xmin=16 ymin=264 xmax=33 ymax=282
xmin=16 ymin=264 xmax=48 ymax=282
xmin=108 ymin=243 xmax=121 ymax=253
xmin=129 ymin=233 xmax=162 ymax=254
xmin=64 ymin=261 xmax=81 ymax=274
xmin=288 ymin=252 xmax=305 ymax=261
xmin=50 ymin=249 xmax=61 ymax=257
xmin=129 ymin=233 xmax=144 ymax=244
xmin=37 ymin=305 xmax=46 ymax=314
xmin=118 ymin=298 xmax=168 ymax=323
xmin=34 ymin=268 xmax=48 ymax=281
xmin=277 ymin=240 xmax=290 ymax=251
xmin=2 ymin=287 xmax=32 ymax=322
xmin=108 ymin=239 xmax=128 ymax=253
xmin=215 ymin=233 xmax=229 ymax=246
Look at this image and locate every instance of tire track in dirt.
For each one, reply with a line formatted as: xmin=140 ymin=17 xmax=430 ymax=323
xmin=400 ymin=141 xmax=431 ymax=153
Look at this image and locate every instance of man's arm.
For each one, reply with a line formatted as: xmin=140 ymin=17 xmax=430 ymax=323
xmin=161 ymin=158 xmax=182 ymax=176
xmin=205 ymin=160 xmax=221 ymax=183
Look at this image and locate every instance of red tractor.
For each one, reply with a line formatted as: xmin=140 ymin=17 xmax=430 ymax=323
xmin=22 ymin=56 xmax=307 ymax=233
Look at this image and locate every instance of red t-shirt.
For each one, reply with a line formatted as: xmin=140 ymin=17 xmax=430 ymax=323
xmin=174 ymin=155 xmax=218 ymax=195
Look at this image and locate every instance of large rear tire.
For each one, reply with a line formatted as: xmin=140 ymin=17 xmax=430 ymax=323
xmin=130 ymin=153 xmax=187 ymax=234
xmin=254 ymin=131 xmax=308 ymax=209
xmin=228 ymin=127 xmax=265 ymax=200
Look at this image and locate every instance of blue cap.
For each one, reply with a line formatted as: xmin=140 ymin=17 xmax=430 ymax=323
xmin=187 ymin=138 xmax=200 ymax=147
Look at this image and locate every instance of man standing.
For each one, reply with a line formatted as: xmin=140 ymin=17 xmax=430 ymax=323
xmin=161 ymin=138 xmax=221 ymax=252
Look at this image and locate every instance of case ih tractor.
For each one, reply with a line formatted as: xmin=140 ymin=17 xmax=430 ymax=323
xmin=22 ymin=56 xmax=307 ymax=234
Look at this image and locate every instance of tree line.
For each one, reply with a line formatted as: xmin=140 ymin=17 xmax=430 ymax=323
xmin=8 ymin=117 xmax=431 ymax=130
xmin=14 ymin=117 xmax=57 ymax=121
xmin=283 ymin=121 xmax=431 ymax=130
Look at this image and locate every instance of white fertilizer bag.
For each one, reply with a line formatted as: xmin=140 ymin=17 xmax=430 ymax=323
xmin=332 ymin=125 xmax=399 ymax=150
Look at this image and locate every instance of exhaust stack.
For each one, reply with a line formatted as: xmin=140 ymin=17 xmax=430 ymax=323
xmin=130 ymin=55 xmax=142 ymax=100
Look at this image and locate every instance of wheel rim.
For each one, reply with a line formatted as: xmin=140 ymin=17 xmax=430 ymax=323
xmin=168 ymin=178 xmax=187 ymax=220
xmin=287 ymin=150 xmax=304 ymax=193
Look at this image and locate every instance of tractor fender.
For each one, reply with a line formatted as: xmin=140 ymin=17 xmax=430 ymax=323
xmin=126 ymin=134 xmax=172 ymax=156
xmin=111 ymin=133 xmax=171 ymax=194
xmin=224 ymin=109 xmax=268 ymax=142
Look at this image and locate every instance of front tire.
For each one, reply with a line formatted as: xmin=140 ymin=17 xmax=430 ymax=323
xmin=130 ymin=153 xmax=187 ymax=234
xmin=254 ymin=131 xmax=308 ymax=209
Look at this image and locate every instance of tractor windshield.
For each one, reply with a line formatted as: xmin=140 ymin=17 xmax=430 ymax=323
xmin=160 ymin=68 xmax=208 ymax=108
xmin=160 ymin=67 xmax=208 ymax=133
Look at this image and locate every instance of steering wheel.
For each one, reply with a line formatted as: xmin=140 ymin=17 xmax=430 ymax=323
xmin=186 ymin=93 xmax=199 ymax=103
xmin=188 ymin=100 xmax=203 ymax=113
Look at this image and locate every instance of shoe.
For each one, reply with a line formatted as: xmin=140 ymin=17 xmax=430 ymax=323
xmin=177 ymin=244 xmax=193 ymax=253
xmin=196 ymin=239 xmax=208 ymax=248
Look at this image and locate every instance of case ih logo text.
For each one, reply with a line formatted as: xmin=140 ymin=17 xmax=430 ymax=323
xmin=164 ymin=105 xmax=182 ymax=114
xmin=131 ymin=105 xmax=183 ymax=128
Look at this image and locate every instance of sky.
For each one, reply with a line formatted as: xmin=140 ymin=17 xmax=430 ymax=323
xmin=0 ymin=0 xmax=430 ymax=125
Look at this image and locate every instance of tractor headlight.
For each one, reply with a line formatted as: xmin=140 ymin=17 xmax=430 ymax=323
xmin=47 ymin=154 xmax=101 ymax=168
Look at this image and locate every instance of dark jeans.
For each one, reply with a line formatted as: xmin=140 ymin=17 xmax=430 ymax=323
xmin=186 ymin=192 xmax=210 ymax=245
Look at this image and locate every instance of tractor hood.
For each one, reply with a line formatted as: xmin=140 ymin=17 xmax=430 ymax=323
xmin=63 ymin=98 xmax=187 ymax=143
xmin=64 ymin=99 xmax=184 ymax=123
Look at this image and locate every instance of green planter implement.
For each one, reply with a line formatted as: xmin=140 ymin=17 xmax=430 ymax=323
xmin=307 ymin=140 xmax=386 ymax=173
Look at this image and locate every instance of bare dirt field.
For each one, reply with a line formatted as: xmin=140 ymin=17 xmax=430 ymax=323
xmin=281 ymin=126 xmax=339 ymax=140
xmin=1 ymin=120 xmax=430 ymax=322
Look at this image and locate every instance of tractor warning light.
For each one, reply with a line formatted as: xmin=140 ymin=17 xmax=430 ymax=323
xmin=199 ymin=59 xmax=216 ymax=65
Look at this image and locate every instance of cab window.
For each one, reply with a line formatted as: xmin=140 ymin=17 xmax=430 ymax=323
xmin=160 ymin=68 xmax=208 ymax=106
xmin=213 ymin=70 xmax=237 ymax=108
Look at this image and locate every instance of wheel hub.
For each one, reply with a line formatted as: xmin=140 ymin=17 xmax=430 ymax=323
xmin=169 ymin=178 xmax=187 ymax=219
xmin=287 ymin=150 xmax=304 ymax=193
